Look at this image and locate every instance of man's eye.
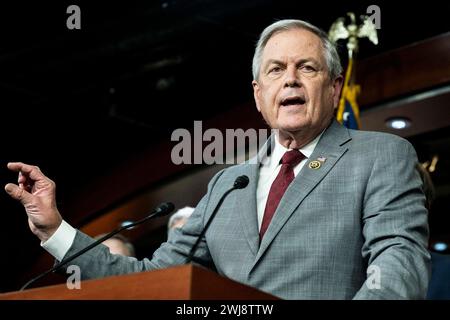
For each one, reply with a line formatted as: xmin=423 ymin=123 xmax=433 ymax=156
xmin=269 ymin=66 xmax=282 ymax=73
xmin=301 ymin=65 xmax=316 ymax=72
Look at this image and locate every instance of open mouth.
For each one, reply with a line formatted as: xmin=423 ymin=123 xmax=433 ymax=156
xmin=280 ymin=96 xmax=306 ymax=107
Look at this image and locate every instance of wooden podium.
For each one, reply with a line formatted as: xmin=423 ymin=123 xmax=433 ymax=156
xmin=0 ymin=264 xmax=278 ymax=300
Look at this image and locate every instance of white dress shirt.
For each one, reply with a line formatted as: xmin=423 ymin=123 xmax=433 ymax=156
xmin=43 ymin=131 xmax=324 ymax=259
xmin=42 ymin=219 xmax=77 ymax=261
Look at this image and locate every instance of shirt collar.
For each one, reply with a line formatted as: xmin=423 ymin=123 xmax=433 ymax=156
xmin=265 ymin=130 xmax=324 ymax=171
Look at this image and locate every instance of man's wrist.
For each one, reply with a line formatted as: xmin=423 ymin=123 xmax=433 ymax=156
xmin=41 ymin=220 xmax=77 ymax=261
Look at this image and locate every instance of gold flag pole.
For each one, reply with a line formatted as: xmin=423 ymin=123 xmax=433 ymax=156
xmin=328 ymin=12 xmax=378 ymax=129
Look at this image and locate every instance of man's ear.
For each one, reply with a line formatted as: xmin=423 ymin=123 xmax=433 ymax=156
xmin=331 ymin=75 xmax=344 ymax=109
xmin=252 ymin=80 xmax=262 ymax=112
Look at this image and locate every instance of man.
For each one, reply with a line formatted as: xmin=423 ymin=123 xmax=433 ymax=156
xmin=416 ymin=163 xmax=450 ymax=300
xmin=167 ymin=206 xmax=195 ymax=241
xmin=95 ymin=234 xmax=136 ymax=257
xmin=5 ymin=19 xmax=430 ymax=299
xmin=167 ymin=206 xmax=195 ymax=231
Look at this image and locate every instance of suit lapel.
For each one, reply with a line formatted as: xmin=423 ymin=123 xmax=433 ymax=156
xmin=234 ymin=163 xmax=260 ymax=256
xmin=234 ymin=134 xmax=275 ymax=256
xmin=253 ymin=121 xmax=352 ymax=266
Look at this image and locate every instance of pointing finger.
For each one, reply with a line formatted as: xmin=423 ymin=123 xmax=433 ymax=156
xmin=7 ymin=162 xmax=48 ymax=182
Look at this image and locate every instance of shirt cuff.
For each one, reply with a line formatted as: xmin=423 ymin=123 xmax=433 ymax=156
xmin=41 ymin=220 xmax=77 ymax=261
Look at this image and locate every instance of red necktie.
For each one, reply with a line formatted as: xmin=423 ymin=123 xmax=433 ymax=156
xmin=260 ymin=149 xmax=305 ymax=239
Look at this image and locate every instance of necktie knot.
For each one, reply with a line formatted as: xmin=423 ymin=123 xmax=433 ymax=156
xmin=281 ymin=149 xmax=305 ymax=167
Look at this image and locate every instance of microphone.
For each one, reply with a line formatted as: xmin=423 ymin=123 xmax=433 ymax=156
xmin=20 ymin=202 xmax=175 ymax=291
xmin=186 ymin=175 xmax=249 ymax=263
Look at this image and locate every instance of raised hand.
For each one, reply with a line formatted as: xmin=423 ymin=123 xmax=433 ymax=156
xmin=5 ymin=162 xmax=62 ymax=242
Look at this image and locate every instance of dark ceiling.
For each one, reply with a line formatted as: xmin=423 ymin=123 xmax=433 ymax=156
xmin=1 ymin=0 xmax=449 ymax=200
xmin=1 ymin=0 xmax=449 ymax=292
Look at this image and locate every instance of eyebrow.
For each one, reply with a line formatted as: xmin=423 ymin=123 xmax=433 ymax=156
xmin=263 ymin=58 xmax=321 ymax=70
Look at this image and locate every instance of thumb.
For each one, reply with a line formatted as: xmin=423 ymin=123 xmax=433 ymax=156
xmin=5 ymin=183 xmax=33 ymax=204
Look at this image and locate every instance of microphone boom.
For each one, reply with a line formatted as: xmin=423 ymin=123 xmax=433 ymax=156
xmin=186 ymin=175 xmax=249 ymax=263
xmin=20 ymin=202 xmax=174 ymax=291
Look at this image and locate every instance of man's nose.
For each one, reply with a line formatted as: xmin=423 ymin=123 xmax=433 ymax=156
xmin=283 ymin=66 xmax=301 ymax=88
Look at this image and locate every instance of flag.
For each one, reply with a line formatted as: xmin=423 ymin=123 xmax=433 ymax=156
xmin=336 ymin=58 xmax=361 ymax=129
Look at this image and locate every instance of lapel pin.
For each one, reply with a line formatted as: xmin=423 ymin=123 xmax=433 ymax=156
xmin=317 ymin=156 xmax=327 ymax=163
xmin=309 ymin=160 xmax=321 ymax=170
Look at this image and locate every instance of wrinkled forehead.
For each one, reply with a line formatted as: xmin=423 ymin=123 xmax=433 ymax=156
xmin=262 ymin=28 xmax=326 ymax=64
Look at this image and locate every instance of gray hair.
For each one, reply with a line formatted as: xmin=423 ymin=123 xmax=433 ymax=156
xmin=252 ymin=19 xmax=342 ymax=81
xmin=95 ymin=233 xmax=136 ymax=257
xmin=168 ymin=206 xmax=195 ymax=230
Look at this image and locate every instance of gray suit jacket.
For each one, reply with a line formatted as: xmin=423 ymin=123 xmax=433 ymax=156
xmin=64 ymin=121 xmax=430 ymax=299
